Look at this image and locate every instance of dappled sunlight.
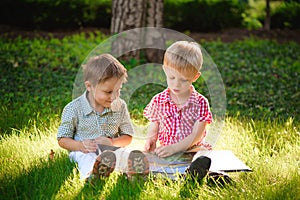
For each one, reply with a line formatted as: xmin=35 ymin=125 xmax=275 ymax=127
xmin=54 ymin=168 xmax=85 ymax=199
xmin=0 ymin=127 xmax=59 ymax=177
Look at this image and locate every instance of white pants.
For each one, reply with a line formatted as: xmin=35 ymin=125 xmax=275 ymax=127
xmin=69 ymin=148 xmax=131 ymax=180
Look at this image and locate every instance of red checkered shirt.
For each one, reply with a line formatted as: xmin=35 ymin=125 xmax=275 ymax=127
xmin=144 ymin=86 xmax=213 ymax=150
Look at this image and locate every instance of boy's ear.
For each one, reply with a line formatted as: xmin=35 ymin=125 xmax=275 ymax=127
xmin=84 ymin=81 xmax=92 ymax=92
xmin=192 ymin=72 xmax=201 ymax=82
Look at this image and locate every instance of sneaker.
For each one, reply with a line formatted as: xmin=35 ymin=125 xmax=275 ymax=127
xmin=92 ymin=150 xmax=116 ymax=178
xmin=127 ymin=150 xmax=149 ymax=178
xmin=185 ymin=156 xmax=211 ymax=182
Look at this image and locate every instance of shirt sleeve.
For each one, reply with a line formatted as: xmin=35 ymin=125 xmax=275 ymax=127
xmin=57 ymin=103 xmax=77 ymax=139
xmin=118 ymin=101 xmax=135 ymax=136
xmin=143 ymin=96 xmax=160 ymax=122
xmin=197 ymin=98 xmax=213 ymax=124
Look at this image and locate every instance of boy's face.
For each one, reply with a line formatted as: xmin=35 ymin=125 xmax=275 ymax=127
xmin=85 ymin=77 xmax=123 ymax=110
xmin=163 ymin=66 xmax=200 ymax=97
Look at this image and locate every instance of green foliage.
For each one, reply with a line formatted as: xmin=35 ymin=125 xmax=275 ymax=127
xmin=1 ymin=32 xmax=300 ymax=133
xmin=0 ymin=0 xmax=111 ymax=30
xmin=241 ymin=0 xmax=300 ymax=30
xmin=164 ymin=0 xmax=244 ymax=31
xmin=271 ymin=1 xmax=300 ymax=29
xmin=201 ymin=38 xmax=300 ymax=120
xmin=1 ymin=0 xmax=300 ymax=31
xmin=241 ymin=0 xmax=266 ymax=30
xmin=0 ymin=32 xmax=107 ymax=132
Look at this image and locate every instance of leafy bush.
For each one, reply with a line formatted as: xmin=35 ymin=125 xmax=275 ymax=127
xmin=0 ymin=0 xmax=111 ymax=30
xmin=271 ymin=1 xmax=300 ymax=29
xmin=164 ymin=0 xmax=244 ymax=31
xmin=1 ymin=0 xmax=300 ymax=31
xmin=243 ymin=0 xmax=300 ymax=30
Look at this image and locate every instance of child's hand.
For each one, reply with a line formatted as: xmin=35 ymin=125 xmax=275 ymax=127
xmin=154 ymin=145 xmax=176 ymax=158
xmin=144 ymin=139 xmax=156 ymax=152
xmin=82 ymin=139 xmax=98 ymax=153
xmin=95 ymin=136 xmax=113 ymax=146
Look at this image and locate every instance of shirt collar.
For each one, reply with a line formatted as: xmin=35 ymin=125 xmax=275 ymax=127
xmin=159 ymin=85 xmax=199 ymax=106
xmin=80 ymin=91 xmax=113 ymax=116
xmin=188 ymin=85 xmax=199 ymax=105
xmin=158 ymin=88 xmax=171 ymax=104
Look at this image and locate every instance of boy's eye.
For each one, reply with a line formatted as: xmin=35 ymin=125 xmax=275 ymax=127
xmin=105 ymin=88 xmax=121 ymax=94
xmin=169 ymin=76 xmax=175 ymax=79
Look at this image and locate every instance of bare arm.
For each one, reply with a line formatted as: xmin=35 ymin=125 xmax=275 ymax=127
xmin=111 ymin=134 xmax=132 ymax=147
xmin=59 ymin=134 xmax=132 ymax=154
xmin=94 ymin=134 xmax=132 ymax=149
xmin=58 ymin=137 xmax=97 ymax=153
xmin=144 ymin=122 xmax=159 ymax=152
xmin=155 ymin=121 xmax=207 ymax=157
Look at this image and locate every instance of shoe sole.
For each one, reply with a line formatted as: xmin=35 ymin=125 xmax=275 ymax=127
xmin=93 ymin=150 xmax=116 ymax=178
xmin=208 ymin=171 xmax=232 ymax=185
xmin=127 ymin=150 xmax=149 ymax=177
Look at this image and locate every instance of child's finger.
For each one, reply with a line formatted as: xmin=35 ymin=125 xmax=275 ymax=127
xmin=154 ymin=146 xmax=162 ymax=155
xmin=144 ymin=141 xmax=151 ymax=151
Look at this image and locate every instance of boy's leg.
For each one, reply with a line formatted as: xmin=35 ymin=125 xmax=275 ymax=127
xmin=70 ymin=150 xmax=116 ymax=181
xmin=113 ymin=148 xmax=149 ymax=177
xmin=113 ymin=147 xmax=130 ymax=172
xmin=69 ymin=151 xmax=98 ymax=180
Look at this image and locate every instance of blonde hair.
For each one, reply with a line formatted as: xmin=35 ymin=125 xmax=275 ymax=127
xmin=163 ymin=41 xmax=203 ymax=79
xmin=83 ymin=53 xmax=127 ymax=85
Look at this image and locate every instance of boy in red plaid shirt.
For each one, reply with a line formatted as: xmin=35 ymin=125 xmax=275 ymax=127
xmin=143 ymin=41 xmax=212 ymax=181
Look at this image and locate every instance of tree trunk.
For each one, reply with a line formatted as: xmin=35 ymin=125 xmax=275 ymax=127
xmin=110 ymin=0 xmax=164 ymax=63
xmin=263 ymin=0 xmax=271 ymax=30
xmin=144 ymin=0 xmax=164 ymax=63
xmin=111 ymin=0 xmax=147 ymax=34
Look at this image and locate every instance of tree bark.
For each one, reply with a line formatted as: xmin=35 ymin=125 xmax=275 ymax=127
xmin=144 ymin=0 xmax=164 ymax=63
xmin=146 ymin=0 xmax=163 ymax=28
xmin=110 ymin=0 xmax=164 ymax=63
xmin=263 ymin=0 xmax=271 ymax=30
xmin=111 ymin=0 xmax=147 ymax=34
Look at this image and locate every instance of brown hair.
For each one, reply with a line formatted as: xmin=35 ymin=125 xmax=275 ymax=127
xmin=83 ymin=53 xmax=127 ymax=85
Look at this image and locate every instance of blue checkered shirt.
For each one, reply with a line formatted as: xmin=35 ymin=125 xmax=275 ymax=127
xmin=57 ymin=91 xmax=134 ymax=141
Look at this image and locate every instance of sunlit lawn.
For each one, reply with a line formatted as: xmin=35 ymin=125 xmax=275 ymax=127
xmin=0 ymin=116 xmax=299 ymax=199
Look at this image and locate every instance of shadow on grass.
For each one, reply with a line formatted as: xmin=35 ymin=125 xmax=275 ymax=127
xmin=77 ymin=174 xmax=147 ymax=199
xmin=77 ymin=178 xmax=107 ymax=198
xmin=107 ymin=174 xmax=147 ymax=199
xmin=0 ymin=155 xmax=75 ymax=200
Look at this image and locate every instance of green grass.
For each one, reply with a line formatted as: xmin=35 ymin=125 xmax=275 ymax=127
xmin=0 ymin=117 xmax=299 ymax=199
xmin=0 ymin=32 xmax=299 ymax=199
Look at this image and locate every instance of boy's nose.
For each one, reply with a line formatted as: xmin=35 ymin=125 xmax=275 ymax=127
xmin=174 ymin=80 xmax=181 ymax=87
xmin=111 ymin=94 xmax=116 ymax=101
xmin=111 ymin=91 xmax=120 ymax=100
